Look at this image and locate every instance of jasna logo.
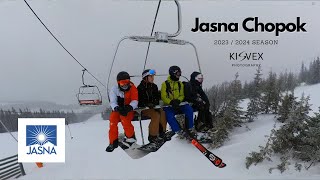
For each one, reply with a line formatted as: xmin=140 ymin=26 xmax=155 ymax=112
xmin=26 ymin=125 xmax=57 ymax=155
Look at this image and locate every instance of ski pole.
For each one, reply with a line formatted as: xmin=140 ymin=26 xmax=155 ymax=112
xmin=65 ymin=118 xmax=73 ymax=140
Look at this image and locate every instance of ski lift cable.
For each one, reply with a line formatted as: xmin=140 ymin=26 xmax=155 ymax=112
xmin=22 ymin=0 xmax=106 ymax=88
xmin=143 ymin=0 xmax=162 ymax=71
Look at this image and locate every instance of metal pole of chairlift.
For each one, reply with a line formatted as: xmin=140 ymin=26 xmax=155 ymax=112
xmin=107 ymin=36 xmax=130 ymax=102
xmin=82 ymin=69 xmax=87 ymax=87
xmin=168 ymin=0 xmax=182 ymax=38
xmin=137 ymin=109 xmax=145 ymax=145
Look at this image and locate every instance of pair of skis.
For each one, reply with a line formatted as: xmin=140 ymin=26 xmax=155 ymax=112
xmin=114 ymin=104 xmax=226 ymax=168
xmin=118 ymin=131 xmax=226 ymax=168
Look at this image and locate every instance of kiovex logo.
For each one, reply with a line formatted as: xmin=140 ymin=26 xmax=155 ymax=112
xmin=191 ymin=17 xmax=307 ymax=36
xmin=26 ymin=125 xmax=57 ymax=155
xmin=230 ymin=51 xmax=263 ymax=61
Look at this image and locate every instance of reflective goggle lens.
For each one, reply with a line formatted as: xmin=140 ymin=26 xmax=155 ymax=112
xmin=118 ymin=79 xmax=130 ymax=86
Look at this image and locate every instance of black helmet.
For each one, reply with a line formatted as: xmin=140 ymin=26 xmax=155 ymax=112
xmin=117 ymin=71 xmax=130 ymax=81
xmin=169 ymin=66 xmax=181 ymax=76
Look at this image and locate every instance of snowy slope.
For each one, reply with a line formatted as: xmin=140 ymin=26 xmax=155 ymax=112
xmin=1 ymin=84 xmax=320 ymax=179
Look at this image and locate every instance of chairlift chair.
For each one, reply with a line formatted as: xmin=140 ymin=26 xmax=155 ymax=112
xmin=77 ymin=69 xmax=102 ymax=106
xmin=106 ymin=0 xmax=202 ymax=145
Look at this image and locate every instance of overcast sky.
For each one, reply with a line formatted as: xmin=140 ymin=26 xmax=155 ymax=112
xmin=0 ymin=0 xmax=319 ymax=105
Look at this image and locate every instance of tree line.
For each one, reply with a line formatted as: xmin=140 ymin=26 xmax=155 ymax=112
xmin=0 ymin=108 xmax=94 ymax=133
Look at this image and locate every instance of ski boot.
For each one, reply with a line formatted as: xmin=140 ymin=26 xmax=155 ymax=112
xmin=106 ymin=139 xmax=119 ymax=152
xmin=187 ymin=127 xmax=198 ymax=140
xmin=148 ymin=135 xmax=163 ymax=144
xmin=159 ymin=131 xmax=174 ymax=141
xmin=120 ymin=134 xmax=137 ymax=149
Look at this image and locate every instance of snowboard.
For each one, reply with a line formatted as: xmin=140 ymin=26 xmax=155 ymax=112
xmin=118 ymin=133 xmax=150 ymax=159
xmin=138 ymin=131 xmax=175 ymax=152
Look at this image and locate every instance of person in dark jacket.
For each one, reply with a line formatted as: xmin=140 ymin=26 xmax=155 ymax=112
xmin=184 ymin=71 xmax=213 ymax=131
xmin=137 ymin=69 xmax=169 ymax=143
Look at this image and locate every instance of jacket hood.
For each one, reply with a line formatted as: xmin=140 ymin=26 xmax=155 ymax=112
xmin=190 ymin=71 xmax=201 ymax=85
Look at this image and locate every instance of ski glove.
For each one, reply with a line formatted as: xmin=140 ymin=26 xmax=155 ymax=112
xmin=118 ymin=105 xmax=133 ymax=116
xmin=114 ymin=106 xmax=120 ymax=112
xmin=195 ymin=101 xmax=205 ymax=110
xmin=118 ymin=106 xmax=127 ymax=116
xmin=170 ymin=99 xmax=181 ymax=111
xmin=124 ymin=105 xmax=133 ymax=112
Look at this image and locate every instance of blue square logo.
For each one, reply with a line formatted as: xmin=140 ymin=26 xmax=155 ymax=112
xmin=26 ymin=125 xmax=57 ymax=146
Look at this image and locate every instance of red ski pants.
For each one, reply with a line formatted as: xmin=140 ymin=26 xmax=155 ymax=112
xmin=109 ymin=111 xmax=135 ymax=144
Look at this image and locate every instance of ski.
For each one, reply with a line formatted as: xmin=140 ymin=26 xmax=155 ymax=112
xmin=191 ymin=138 xmax=226 ymax=168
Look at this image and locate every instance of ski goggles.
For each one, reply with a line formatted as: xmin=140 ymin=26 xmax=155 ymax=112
xmin=195 ymin=74 xmax=203 ymax=83
xmin=118 ymin=79 xmax=130 ymax=86
xmin=142 ymin=69 xmax=156 ymax=79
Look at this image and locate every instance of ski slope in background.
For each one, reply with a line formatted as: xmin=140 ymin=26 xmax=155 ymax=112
xmin=1 ymin=84 xmax=320 ymax=179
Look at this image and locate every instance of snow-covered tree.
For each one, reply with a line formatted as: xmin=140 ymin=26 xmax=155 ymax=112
xmin=277 ymin=93 xmax=296 ymax=123
xmin=245 ymin=67 xmax=263 ymax=122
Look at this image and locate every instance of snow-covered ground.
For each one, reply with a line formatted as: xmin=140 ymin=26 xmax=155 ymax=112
xmin=1 ymin=84 xmax=320 ymax=179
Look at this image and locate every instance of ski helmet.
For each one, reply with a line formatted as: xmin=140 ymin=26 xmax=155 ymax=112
xmin=117 ymin=71 xmax=130 ymax=81
xmin=169 ymin=65 xmax=181 ymax=81
xmin=142 ymin=69 xmax=156 ymax=79
xmin=117 ymin=71 xmax=131 ymax=91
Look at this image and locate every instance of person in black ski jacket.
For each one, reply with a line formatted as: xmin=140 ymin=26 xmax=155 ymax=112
xmin=137 ymin=69 xmax=170 ymax=143
xmin=184 ymin=71 xmax=213 ymax=131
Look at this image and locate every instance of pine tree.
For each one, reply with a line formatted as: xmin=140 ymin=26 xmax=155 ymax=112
xmin=207 ymin=74 xmax=243 ymax=148
xmin=261 ymin=71 xmax=278 ymax=114
xmin=299 ymin=62 xmax=308 ymax=83
xmin=246 ymin=67 xmax=263 ymax=122
xmin=277 ymin=93 xmax=296 ymax=123
xmin=293 ymin=106 xmax=320 ymax=164
xmin=272 ymin=94 xmax=311 ymax=154
xmin=286 ymin=72 xmax=297 ymax=92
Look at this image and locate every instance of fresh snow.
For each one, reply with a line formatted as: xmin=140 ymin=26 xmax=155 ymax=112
xmin=1 ymin=84 xmax=320 ymax=179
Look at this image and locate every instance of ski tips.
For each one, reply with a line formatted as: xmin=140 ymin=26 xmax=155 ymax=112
xmin=219 ymin=163 xmax=226 ymax=168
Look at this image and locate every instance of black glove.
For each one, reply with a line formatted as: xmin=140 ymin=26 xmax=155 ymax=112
xmin=113 ymin=106 xmax=119 ymax=112
xmin=195 ymin=100 xmax=205 ymax=110
xmin=117 ymin=106 xmax=125 ymax=116
xmin=118 ymin=105 xmax=133 ymax=116
xmin=124 ymin=105 xmax=133 ymax=112
xmin=146 ymin=103 xmax=155 ymax=109
xmin=170 ymin=99 xmax=181 ymax=111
